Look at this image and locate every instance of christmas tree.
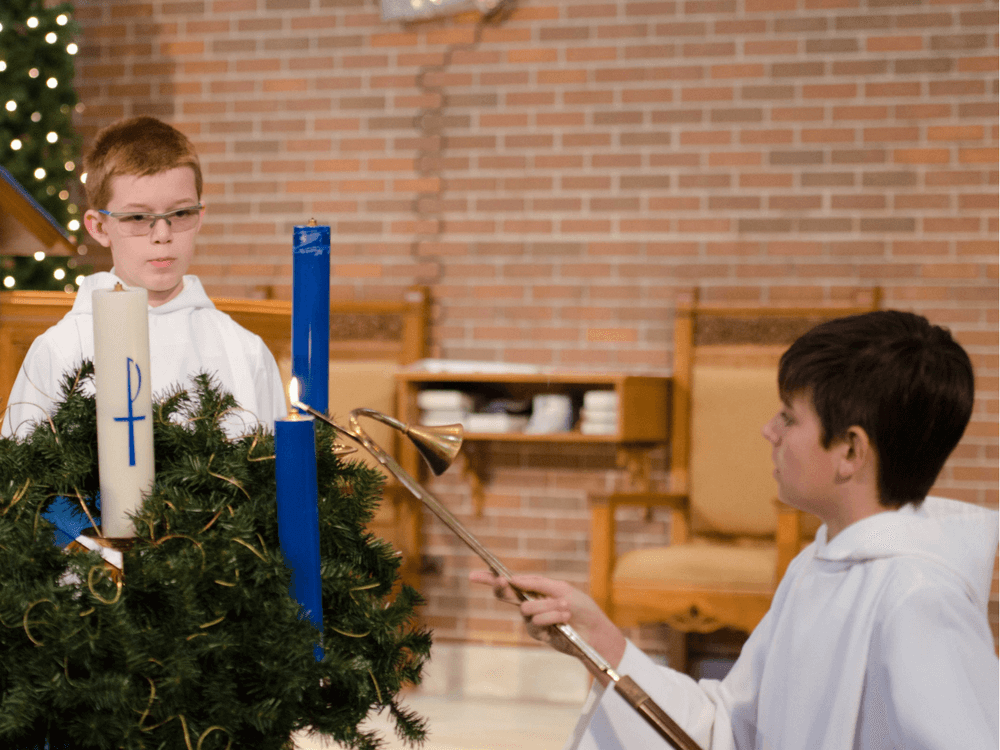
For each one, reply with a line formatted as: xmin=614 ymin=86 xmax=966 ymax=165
xmin=0 ymin=0 xmax=88 ymax=292
xmin=0 ymin=364 xmax=431 ymax=749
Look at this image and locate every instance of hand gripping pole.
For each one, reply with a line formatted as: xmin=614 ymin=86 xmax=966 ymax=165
xmin=291 ymin=402 xmax=704 ymax=750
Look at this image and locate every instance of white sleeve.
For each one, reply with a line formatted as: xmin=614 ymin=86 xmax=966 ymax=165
xmin=559 ymin=549 xmax=815 ymax=750
xmin=211 ymin=319 xmax=286 ymax=434
xmin=865 ymin=573 xmax=999 ymax=750
xmin=2 ymin=331 xmax=81 ymax=439
xmin=255 ymin=338 xmax=287 ymax=431
xmin=561 ymin=640 xmax=759 ymax=750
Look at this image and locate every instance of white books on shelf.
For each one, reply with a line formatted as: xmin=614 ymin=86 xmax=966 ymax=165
xmin=465 ymin=413 xmax=529 ymax=434
xmin=580 ymin=409 xmax=617 ymax=426
xmin=583 ymin=389 xmax=618 ymax=410
xmin=417 ymin=389 xmax=474 ymax=411
xmin=581 ymin=389 xmax=618 ymax=436
xmin=419 ymin=409 xmax=469 ymax=426
xmin=580 ymin=421 xmax=617 ymax=435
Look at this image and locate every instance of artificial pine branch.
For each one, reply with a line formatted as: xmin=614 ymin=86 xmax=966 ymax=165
xmin=0 ymin=363 xmax=431 ymax=749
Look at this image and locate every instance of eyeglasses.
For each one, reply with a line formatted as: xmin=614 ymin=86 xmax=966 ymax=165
xmin=98 ymin=204 xmax=204 ymax=236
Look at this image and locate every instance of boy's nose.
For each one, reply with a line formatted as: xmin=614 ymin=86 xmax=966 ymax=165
xmin=761 ymin=415 xmax=779 ymax=444
xmin=149 ymin=217 xmax=172 ymax=241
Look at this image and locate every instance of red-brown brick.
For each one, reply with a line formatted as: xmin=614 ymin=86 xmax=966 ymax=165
xmin=72 ymin=0 xmax=998 ymax=649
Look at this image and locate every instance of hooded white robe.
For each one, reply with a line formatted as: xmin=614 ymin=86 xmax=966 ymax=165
xmin=2 ymin=271 xmax=286 ymax=439
xmin=564 ymin=496 xmax=999 ymax=750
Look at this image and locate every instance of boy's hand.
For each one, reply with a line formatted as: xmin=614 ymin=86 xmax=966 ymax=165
xmin=469 ymin=571 xmax=627 ymax=672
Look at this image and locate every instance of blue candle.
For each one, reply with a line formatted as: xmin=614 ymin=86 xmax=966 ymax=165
xmin=275 ymin=384 xmax=324 ymax=661
xmin=292 ymin=221 xmax=331 ymax=414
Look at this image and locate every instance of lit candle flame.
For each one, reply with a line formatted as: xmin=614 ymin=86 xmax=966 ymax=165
xmin=288 ymin=377 xmax=300 ymax=406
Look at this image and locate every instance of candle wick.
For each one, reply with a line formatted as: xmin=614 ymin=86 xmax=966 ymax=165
xmin=308 ymin=218 xmax=317 ymax=227
xmin=113 ymin=282 xmax=124 ymax=291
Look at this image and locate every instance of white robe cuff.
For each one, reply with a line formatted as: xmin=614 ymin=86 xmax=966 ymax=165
xmin=560 ymin=641 xmax=718 ymax=750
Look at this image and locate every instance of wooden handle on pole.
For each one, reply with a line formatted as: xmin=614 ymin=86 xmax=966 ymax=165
xmin=614 ymin=675 xmax=704 ymax=750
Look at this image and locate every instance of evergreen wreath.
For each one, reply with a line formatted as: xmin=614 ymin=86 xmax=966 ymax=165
xmin=0 ymin=362 xmax=431 ymax=750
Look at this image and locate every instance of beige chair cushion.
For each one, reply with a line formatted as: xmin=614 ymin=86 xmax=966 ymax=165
xmin=614 ymin=543 xmax=776 ymax=591
xmin=688 ymin=362 xmax=782 ymax=537
xmin=276 ymin=357 xmax=408 ymax=544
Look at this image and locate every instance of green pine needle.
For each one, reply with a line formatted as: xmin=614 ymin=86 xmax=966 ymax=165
xmin=0 ymin=363 xmax=431 ymax=749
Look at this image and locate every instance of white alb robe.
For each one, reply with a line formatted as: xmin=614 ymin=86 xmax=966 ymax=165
xmin=2 ymin=272 xmax=286 ymax=439
xmin=564 ymin=496 xmax=999 ymax=750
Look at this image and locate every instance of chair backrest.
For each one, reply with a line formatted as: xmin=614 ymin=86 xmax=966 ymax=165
xmin=219 ymin=287 xmax=430 ymax=471
xmin=0 ymin=291 xmax=76 ymax=415
xmin=671 ymin=288 xmax=882 ymax=539
xmin=221 ymin=289 xmax=430 ymax=580
xmin=0 ymin=288 xmax=430 ymax=473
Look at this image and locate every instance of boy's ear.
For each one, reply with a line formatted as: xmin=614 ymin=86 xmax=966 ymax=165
xmin=834 ymin=426 xmax=872 ymax=484
xmin=83 ymin=209 xmax=112 ymax=248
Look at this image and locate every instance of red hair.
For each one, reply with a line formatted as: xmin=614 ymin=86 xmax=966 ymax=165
xmin=83 ymin=116 xmax=202 ymax=209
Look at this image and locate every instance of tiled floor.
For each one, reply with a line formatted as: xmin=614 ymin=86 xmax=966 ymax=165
xmin=295 ymin=694 xmax=583 ymax=750
xmin=294 ymin=642 xmax=589 ymax=750
xmin=292 ymin=641 xmax=735 ymax=749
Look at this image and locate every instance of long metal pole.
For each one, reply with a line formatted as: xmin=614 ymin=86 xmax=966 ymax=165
xmin=292 ymin=402 xmax=703 ymax=750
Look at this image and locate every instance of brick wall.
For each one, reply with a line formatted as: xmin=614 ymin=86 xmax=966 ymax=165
xmin=71 ymin=0 xmax=998 ymax=647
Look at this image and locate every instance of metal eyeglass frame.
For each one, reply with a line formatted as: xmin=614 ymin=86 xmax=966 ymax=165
xmin=97 ymin=204 xmax=204 ymax=235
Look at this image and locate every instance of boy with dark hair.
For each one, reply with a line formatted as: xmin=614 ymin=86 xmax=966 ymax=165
xmin=3 ymin=116 xmax=286 ymax=439
xmin=778 ymin=309 xmax=974 ymax=509
xmin=474 ymin=310 xmax=998 ymax=750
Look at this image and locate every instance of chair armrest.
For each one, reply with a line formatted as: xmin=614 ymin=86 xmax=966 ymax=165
xmin=591 ymin=492 xmax=689 ymax=513
xmin=588 ymin=492 xmax=691 ymax=613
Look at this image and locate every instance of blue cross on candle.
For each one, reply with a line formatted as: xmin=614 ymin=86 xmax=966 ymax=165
xmin=113 ymin=356 xmax=146 ymax=467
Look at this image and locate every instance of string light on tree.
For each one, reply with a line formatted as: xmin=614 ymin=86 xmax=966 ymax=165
xmin=0 ymin=0 xmax=86 ymax=291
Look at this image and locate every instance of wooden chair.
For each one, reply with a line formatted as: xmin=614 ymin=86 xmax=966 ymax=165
xmin=0 ymin=286 xmax=430 ymax=589
xmin=589 ymin=287 xmax=882 ymax=673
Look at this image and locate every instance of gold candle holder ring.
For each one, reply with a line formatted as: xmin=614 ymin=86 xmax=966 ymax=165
xmin=67 ymin=528 xmax=134 ymax=586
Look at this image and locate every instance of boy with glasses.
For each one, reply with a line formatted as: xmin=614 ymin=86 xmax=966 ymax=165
xmin=3 ymin=116 xmax=286 ymax=439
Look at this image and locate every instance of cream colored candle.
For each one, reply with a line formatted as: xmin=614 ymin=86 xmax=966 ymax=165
xmin=93 ymin=284 xmax=155 ymax=538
